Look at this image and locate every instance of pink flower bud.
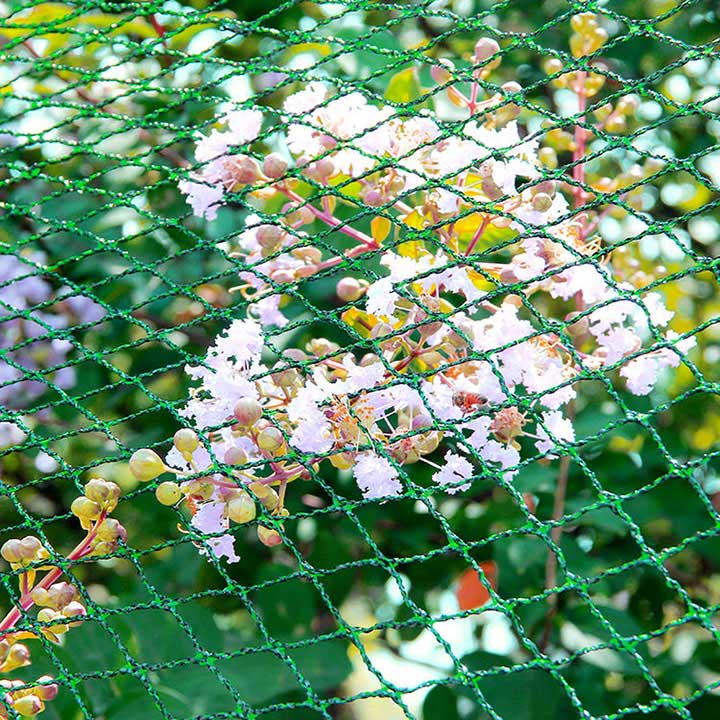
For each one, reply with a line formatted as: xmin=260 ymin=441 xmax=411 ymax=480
xmin=262 ymin=153 xmax=289 ymax=179
xmin=35 ymin=677 xmax=59 ymax=702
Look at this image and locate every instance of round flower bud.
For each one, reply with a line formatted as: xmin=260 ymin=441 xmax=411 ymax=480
xmin=5 ymin=643 xmax=30 ymax=670
xmin=11 ymin=694 xmax=42 ymax=717
xmin=257 ymin=426 xmax=284 ymax=454
xmin=70 ymin=497 xmax=102 ymax=521
xmin=18 ymin=536 xmax=46 ymax=563
xmin=227 ymin=493 xmax=256 ymax=524
xmin=224 ymin=446 xmax=248 ymax=466
xmin=256 ymin=224 xmax=286 ymax=249
xmin=411 ymin=414 xmax=433 ymax=431
xmin=270 ymin=268 xmax=295 ymax=284
xmin=61 ymin=601 xmax=86 ymax=620
xmin=84 ymin=479 xmax=120 ymax=511
xmin=233 ymin=398 xmax=263 ymax=427
xmin=336 ymin=277 xmax=364 ymax=302
xmin=173 ymin=428 xmax=199 ymax=456
xmin=605 ymin=114 xmax=627 ymax=134
xmin=474 ymin=37 xmax=500 ymax=64
xmin=571 ymin=12 xmax=597 ymax=33
xmin=156 ymin=481 xmax=182 ymax=506
xmin=543 ymin=57 xmax=564 ymax=76
xmin=532 ymin=193 xmax=553 ymax=212
xmin=129 ymin=448 xmax=166 ymax=482
xmin=47 ymin=582 xmax=77 ymax=610
xmin=30 ymin=587 xmax=52 ymax=607
xmin=96 ymin=518 xmax=127 ymax=544
xmin=538 ymin=147 xmax=558 ymax=169
xmin=364 ymin=189 xmax=384 ymax=206
xmin=263 ymin=153 xmax=288 ymax=179
xmin=248 ymin=482 xmax=279 ymax=511
xmin=0 ymin=539 xmax=23 ymax=564
xmin=224 ymin=154 xmax=260 ymax=187
xmin=257 ymin=525 xmax=283 ymax=547
xmin=35 ymin=677 xmax=59 ymax=702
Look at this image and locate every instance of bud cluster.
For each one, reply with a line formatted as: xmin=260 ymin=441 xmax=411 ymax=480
xmin=159 ymin=14 xmax=695 ymax=563
xmin=0 ymin=482 xmax=124 ymax=717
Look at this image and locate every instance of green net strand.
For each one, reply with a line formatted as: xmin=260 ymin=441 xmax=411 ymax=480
xmin=0 ymin=1 xmax=719 ymax=719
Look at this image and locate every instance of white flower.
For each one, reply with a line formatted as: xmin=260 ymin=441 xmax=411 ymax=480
xmin=599 ymin=327 xmax=641 ymax=364
xmin=178 ymin=179 xmax=224 ymax=220
xmin=619 ymin=353 xmax=659 ymax=395
xmin=249 ymin=294 xmax=287 ymax=328
xmin=226 ymin=108 xmax=263 ymax=144
xmin=0 ymin=421 xmax=26 ymax=449
xmin=211 ymin=318 xmax=264 ymax=367
xmin=191 ymin=499 xmax=240 ymax=564
xmin=283 ymin=82 xmax=327 ymax=114
xmin=342 ymin=356 xmax=385 ymax=393
xmin=365 ymin=278 xmax=399 ymax=318
xmin=433 ymin=451 xmax=473 ymax=494
xmin=290 ymin=409 xmax=334 ymax=454
xmin=643 ymin=292 xmax=674 ymax=328
xmin=353 ymin=452 xmax=402 ymax=499
xmin=195 ymin=129 xmax=231 ymax=164
xmin=535 ymin=411 xmax=576 ymax=454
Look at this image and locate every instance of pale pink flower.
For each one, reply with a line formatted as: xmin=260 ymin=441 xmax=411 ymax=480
xmin=191 ymin=499 xmax=240 ymax=564
xmin=535 ymin=410 xmax=576 ymax=454
xmin=433 ymin=451 xmax=472 ymax=494
xmin=353 ymin=452 xmax=402 ymax=499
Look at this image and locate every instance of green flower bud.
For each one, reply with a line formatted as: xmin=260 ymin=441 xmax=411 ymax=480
xmin=156 ymin=481 xmax=182 ymax=506
xmin=227 ymin=493 xmax=256 ymax=524
xmin=70 ymin=497 xmax=102 ymax=521
xmin=173 ymin=428 xmax=199 ymax=456
xmin=84 ymin=478 xmax=121 ymax=511
xmin=257 ymin=426 xmax=284 ymax=454
xmin=248 ymin=482 xmax=279 ymax=511
xmin=129 ymin=448 xmax=166 ymax=482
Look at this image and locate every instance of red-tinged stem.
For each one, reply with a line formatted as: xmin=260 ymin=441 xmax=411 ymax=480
xmin=0 ymin=513 xmax=107 ymax=638
xmin=278 ymin=186 xmax=377 ymax=248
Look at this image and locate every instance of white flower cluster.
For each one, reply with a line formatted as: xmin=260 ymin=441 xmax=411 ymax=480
xmin=151 ymin=36 xmax=696 ymax=562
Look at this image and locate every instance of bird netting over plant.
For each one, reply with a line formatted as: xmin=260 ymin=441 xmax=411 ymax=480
xmin=0 ymin=0 xmax=719 ymax=718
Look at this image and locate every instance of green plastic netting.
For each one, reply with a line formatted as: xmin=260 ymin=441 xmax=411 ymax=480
xmin=0 ymin=1 xmax=719 ymax=719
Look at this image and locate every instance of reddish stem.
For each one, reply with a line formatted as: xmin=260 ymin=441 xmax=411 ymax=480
xmin=278 ymin=186 xmax=377 ymax=248
xmin=0 ymin=513 xmax=107 ymax=638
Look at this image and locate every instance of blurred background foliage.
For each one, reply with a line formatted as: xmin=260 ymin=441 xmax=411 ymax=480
xmin=0 ymin=0 xmax=719 ymax=718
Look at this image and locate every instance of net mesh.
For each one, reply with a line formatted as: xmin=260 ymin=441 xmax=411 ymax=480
xmin=0 ymin=1 xmax=719 ymax=719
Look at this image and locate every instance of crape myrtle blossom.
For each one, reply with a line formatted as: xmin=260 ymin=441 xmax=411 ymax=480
xmin=144 ymin=25 xmax=696 ymax=562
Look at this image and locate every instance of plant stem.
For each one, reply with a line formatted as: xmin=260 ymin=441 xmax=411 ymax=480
xmin=0 ymin=513 xmax=107 ymax=638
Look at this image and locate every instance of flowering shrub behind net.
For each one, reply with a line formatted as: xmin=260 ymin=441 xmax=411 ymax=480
xmin=1 ymin=2 xmax=719 ymax=719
